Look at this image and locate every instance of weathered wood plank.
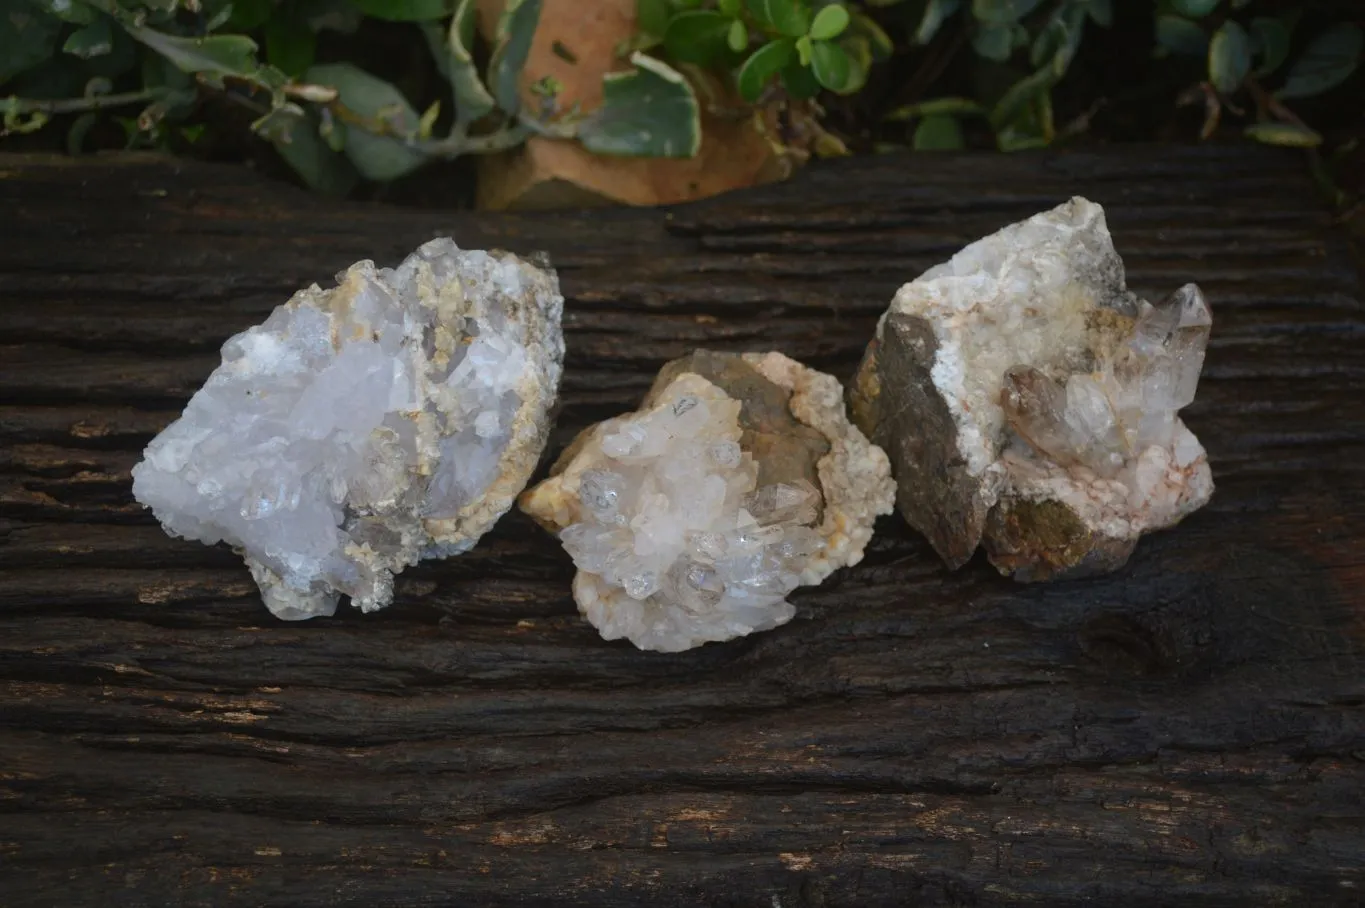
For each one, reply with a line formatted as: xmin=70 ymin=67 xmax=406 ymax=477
xmin=0 ymin=146 xmax=1363 ymax=907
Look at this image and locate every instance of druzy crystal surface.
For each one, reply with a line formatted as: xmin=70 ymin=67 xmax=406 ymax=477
xmin=521 ymin=351 xmax=895 ymax=652
xmin=850 ymin=197 xmax=1213 ymax=581
xmin=132 ymin=238 xmax=564 ymax=619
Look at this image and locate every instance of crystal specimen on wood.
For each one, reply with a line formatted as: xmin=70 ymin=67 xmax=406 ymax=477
xmin=520 ymin=350 xmax=895 ymax=652
xmin=849 ymin=197 xmax=1213 ymax=581
xmin=132 ymin=238 xmax=564 ymax=619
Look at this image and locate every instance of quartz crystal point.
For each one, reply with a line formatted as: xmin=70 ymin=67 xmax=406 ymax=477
xmin=849 ymin=198 xmax=1213 ymax=581
xmin=132 ymin=238 xmax=564 ymax=619
xmin=520 ymin=351 xmax=895 ymax=652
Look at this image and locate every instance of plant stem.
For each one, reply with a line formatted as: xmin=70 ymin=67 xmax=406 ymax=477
xmin=411 ymin=123 xmax=533 ymax=157
xmin=409 ymin=112 xmax=578 ymax=159
xmin=2 ymin=90 xmax=163 ymax=116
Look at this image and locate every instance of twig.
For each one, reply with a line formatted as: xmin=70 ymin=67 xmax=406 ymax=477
xmin=1245 ymin=75 xmax=1309 ymax=130
xmin=411 ymin=124 xmax=533 ymax=157
xmin=2 ymin=90 xmax=163 ymax=116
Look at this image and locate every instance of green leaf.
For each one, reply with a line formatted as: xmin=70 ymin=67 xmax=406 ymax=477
xmin=636 ymin=0 xmax=671 ymax=40
xmin=1276 ymin=24 xmax=1363 ymax=100
xmin=913 ymin=113 xmax=964 ymax=150
xmin=973 ymin=22 xmax=1013 ymax=61
xmin=736 ymin=37 xmax=795 ymax=101
xmin=577 ymin=52 xmax=700 ymax=157
xmin=348 ymin=0 xmax=451 ymax=21
xmin=305 ymin=62 xmax=425 ymax=180
xmin=270 ymin=110 xmax=360 ymax=195
xmin=718 ymin=0 xmax=741 ymax=16
xmin=488 ymin=0 xmax=542 ymax=116
xmin=745 ymin=0 xmax=809 ymax=38
xmin=1155 ymin=15 xmax=1207 ymax=58
xmin=1208 ymin=20 xmax=1250 ymax=94
xmin=795 ymin=33 xmax=813 ymax=65
xmin=446 ymin=0 xmax=495 ymax=125
xmin=1085 ymin=0 xmax=1111 ymax=28
xmin=125 ymin=29 xmax=261 ymax=82
xmin=0 ymin=6 xmax=61 ymax=83
xmin=62 ymin=17 xmax=113 ymax=59
xmin=1243 ymin=121 xmax=1322 ymax=148
xmin=1249 ymin=17 xmax=1290 ymax=77
xmin=849 ymin=10 xmax=893 ymax=60
xmin=141 ymin=52 xmax=192 ymax=92
xmin=810 ymin=38 xmax=856 ymax=92
xmin=839 ymin=33 xmax=871 ymax=92
xmin=809 ymin=4 xmax=849 ymax=41
xmin=663 ymin=10 xmax=734 ymax=65
xmin=266 ymin=16 xmax=316 ymax=77
xmin=915 ymin=0 xmax=959 ymax=45
xmin=727 ymin=17 xmax=748 ymax=52
xmin=1171 ymin=0 xmax=1219 ymax=18
xmin=780 ymin=58 xmax=819 ymax=98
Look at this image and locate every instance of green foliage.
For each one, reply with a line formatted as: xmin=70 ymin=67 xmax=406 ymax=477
xmin=0 ymin=0 xmax=710 ymax=192
xmin=577 ymin=52 xmax=702 ymax=156
xmin=305 ymin=62 xmax=425 ymax=180
xmin=649 ymin=0 xmax=870 ymax=104
xmin=2 ymin=0 xmax=1359 ymax=197
xmin=487 ymin=0 xmax=540 ymax=115
xmin=912 ymin=113 xmax=964 ymax=149
xmin=1208 ymin=20 xmax=1250 ymax=94
xmin=883 ymin=0 xmax=1361 ymax=156
xmin=879 ymin=0 xmax=1100 ymax=152
xmin=1151 ymin=2 xmax=1362 ymax=149
xmin=1277 ymin=24 xmax=1363 ymax=99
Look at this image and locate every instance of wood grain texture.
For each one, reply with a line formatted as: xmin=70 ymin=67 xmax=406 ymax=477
xmin=1 ymin=146 xmax=1363 ymax=907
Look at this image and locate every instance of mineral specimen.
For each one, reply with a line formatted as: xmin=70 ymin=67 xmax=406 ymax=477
xmin=132 ymin=238 xmax=564 ymax=619
xmin=849 ymin=197 xmax=1213 ymax=581
xmin=520 ymin=350 xmax=895 ymax=652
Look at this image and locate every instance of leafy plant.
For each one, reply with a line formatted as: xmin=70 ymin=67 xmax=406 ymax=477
xmin=884 ymin=0 xmax=1114 ymax=152
xmin=636 ymin=0 xmax=890 ymax=104
xmin=0 ymin=0 xmax=703 ymax=193
xmin=1153 ymin=1 xmax=1363 ymax=148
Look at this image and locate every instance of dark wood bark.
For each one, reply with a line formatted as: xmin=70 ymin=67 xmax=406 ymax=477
xmin=1 ymin=146 xmax=1363 ymax=908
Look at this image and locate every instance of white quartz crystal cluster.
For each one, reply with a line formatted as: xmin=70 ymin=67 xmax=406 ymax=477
xmin=132 ymin=238 xmax=564 ymax=619
xmin=1000 ymin=283 xmax=1212 ymax=536
xmin=851 ymin=197 xmax=1213 ymax=580
xmin=522 ymin=352 xmax=894 ymax=652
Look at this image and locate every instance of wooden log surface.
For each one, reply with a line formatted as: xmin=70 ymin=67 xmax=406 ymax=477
xmin=1 ymin=146 xmax=1363 ymax=907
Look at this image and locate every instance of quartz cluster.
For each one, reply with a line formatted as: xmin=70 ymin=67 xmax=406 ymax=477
xmin=850 ymin=197 xmax=1213 ymax=581
xmin=132 ymin=238 xmax=564 ymax=619
xmin=520 ymin=351 xmax=895 ymax=652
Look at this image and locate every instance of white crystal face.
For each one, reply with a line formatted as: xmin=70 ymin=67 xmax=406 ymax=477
xmin=1002 ymin=283 xmax=1214 ymax=534
xmin=557 ymin=375 xmax=825 ymax=653
xmin=891 ymin=197 xmax=1136 ymax=478
xmin=132 ymin=238 xmax=563 ymax=620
